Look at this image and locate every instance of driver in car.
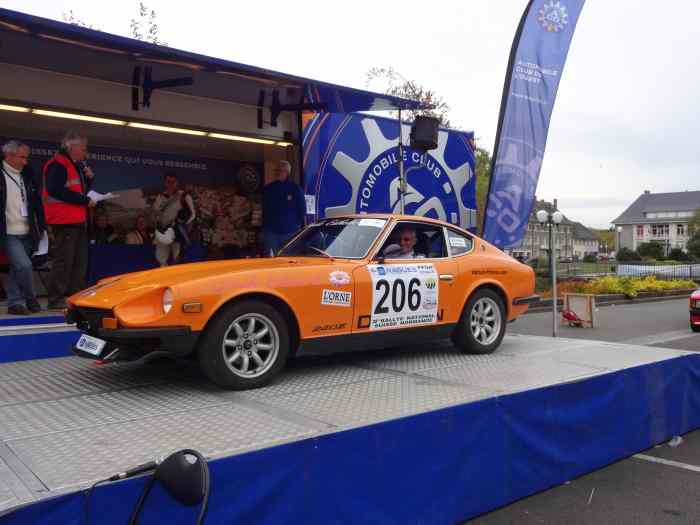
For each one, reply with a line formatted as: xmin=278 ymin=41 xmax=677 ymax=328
xmin=384 ymin=226 xmax=423 ymax=259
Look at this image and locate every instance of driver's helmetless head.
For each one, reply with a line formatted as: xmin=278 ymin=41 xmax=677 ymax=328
xmin=398 ymin=227 xmax=417 ymax=255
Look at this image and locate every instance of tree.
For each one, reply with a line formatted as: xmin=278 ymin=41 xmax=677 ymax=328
xmin=365 ymin=67 xmax=452 ymax=127
xmin=636 ymin=241 xmax=664 ymax=260
xmin=688 ymin=208 xmax=700 ymax=236
xmin=63 ymin=2 xmax=166 ymax=45
xmin=687 ymin=232 xmax=700 ymax=260
xmin=474 ymin=147 xmax=492 ymax=234
xmin=616 ymin=247 xmax=640 ymax=262
xmin=668 ymin=248 xmax=691 ymax=262
xmin=129 ymin=2 xmax=167 ymax=45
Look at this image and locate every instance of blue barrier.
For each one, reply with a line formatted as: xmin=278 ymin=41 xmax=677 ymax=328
xmin=0 ymin=331 xmax=75 ymax=363
xmin=0 ymin=316 xmax=64 ymax=327
xmin=4 ymin=354 xmax=699 ymax=525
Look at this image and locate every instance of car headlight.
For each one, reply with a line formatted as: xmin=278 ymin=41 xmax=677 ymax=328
xmin=163 ymin=288 xmax=174 ymax=314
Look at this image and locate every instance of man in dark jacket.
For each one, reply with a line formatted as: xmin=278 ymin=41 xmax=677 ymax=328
xmin=1 ymin=140 xmax=47 ymax=315
xmin=43 ymin=132 xmax=95 ymax=310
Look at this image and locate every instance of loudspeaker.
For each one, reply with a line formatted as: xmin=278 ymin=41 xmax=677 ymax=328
xmin=409 ymin=116 xmax=439 ymax=152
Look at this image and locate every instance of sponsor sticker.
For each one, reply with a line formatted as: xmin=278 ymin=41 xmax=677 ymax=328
xmin=449 ymin=236 xmax=466 ymax=248
xmin=321 ymin=289 xmax=352 ymax=307
xmin=367 ymin=263 xmax=439 ymax=330
xmin=329 ymin=270 xmax=351 ymax=286
xmin=358 ymin=218 xmax=386 ymax=228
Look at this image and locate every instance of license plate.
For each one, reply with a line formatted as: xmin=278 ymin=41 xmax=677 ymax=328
xmin=76 ymin=334 xmax=106 ymax=357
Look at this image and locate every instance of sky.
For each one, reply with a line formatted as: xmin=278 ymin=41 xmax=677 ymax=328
xmin=2 ymin=0 xmax=699 ymax=229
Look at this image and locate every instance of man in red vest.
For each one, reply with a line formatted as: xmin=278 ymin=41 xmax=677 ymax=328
xmin=43 ymin=132 xmax=96 ymax=310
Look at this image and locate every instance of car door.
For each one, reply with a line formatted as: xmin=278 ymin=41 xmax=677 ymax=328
xmin=351 ymin=221 xmax=459 ymax=335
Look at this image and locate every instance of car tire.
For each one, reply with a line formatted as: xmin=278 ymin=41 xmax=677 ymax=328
xmin=198 ymin=300 xmax=290 ymax=390
xmin=452 ymin=288 xmax=506 ymax=355
xmin=692 ymin=323 xmax=700 ymax=333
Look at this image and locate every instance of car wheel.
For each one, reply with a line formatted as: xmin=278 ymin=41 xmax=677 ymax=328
xmin=198 ymin=300 xmax=289 ymax=390
xmin=692 ymin=323 xmax=700 ymax=333
xmin=452 ymin=288 xmax=506 ymax=354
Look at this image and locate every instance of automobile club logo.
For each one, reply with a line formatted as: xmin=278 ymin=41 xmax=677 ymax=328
xmin=538 ymin=1 xmax=568 ymax=33
xmin=329 ymin=270 xmax=351 ymax=286
xmin=322 ymin=117 xmax=474 ymax=228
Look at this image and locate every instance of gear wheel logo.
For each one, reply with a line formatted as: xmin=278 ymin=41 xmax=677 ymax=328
xmin=538 ymin=1 xmax=568 ymax=33
xmin=318 ymin=116 xmax=474 ymax=228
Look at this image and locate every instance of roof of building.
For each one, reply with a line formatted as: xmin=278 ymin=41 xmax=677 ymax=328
xmin=0 ymin=8 xmax=426 ymax=114
xmin=528 ymin=199 xmax=573 ymax=226
xmin=570 ymin=221 xmax=598 ymax=241
xmin=612 ymin=190 xmax=700 ymax=224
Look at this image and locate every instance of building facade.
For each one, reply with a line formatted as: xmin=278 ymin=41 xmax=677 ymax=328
xmin=508 ymin=199 xmax=574 ymax=261
xmin=612 ymin=190 xmax=700 ymax=254
xmin=570 ymin=221 xmax=599 ymax=260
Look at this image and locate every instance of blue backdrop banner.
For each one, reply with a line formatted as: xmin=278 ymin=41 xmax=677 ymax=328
xmin=302 ymin=113 xmax=477 ymax=231
xmin=483 ymin=0 xmax=585 ymax=248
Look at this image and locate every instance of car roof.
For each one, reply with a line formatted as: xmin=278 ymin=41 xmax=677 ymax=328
xmin=322 ymin=214 xmax=472 ymax=233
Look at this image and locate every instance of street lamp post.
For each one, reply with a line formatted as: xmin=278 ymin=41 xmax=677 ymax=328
xmin=537 ymin=209 xmax=564 ymax=337
xmin=616 ymin=226 xmax=622 ymax=256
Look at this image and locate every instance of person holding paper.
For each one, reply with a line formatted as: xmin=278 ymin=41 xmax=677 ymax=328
xmin=42 ymin=131 xmax=95 ymax=310
xmin=1 ymin=140 xmax=47 ymax=314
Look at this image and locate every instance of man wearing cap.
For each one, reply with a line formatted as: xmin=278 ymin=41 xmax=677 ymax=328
xmin=262 ymin=160 xmax=305 ymax=255
xmin=1 ymin=140 xmax=46 ymax=315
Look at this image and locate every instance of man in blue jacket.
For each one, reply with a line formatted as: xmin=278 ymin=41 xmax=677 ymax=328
xmin=262 ymin=160 xmax=305 ymax=255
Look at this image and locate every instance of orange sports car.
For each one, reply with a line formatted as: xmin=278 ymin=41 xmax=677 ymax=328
xmin=66 ymin=214 xmax=538 ymax=390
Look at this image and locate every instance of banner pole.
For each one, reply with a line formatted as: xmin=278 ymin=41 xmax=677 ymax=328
xmin=398 ymin=108 xmax=405 ymax=214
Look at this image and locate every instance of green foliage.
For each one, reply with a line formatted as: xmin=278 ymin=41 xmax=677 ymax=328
xmin=668 ymin=248 xmax=691 ymax=262
xmin=474 ymin=147 xmax=492 ymax=234
xmin=616 ymin=247 xmax=640 ymax=261
xmin=688 ymin=208 xmax=700 ymax=236
xmin=365 ymin=67 xmax=452 ymax=127
xmin=546 ymin=275 xmax=696 ymax=298
xmin=636 ymin=242 xmax=664 ymax=260
xmin=687 ymin=232 xmax=700 ymax=259
xmin=582 ymin=253 xmax=597 ymax=263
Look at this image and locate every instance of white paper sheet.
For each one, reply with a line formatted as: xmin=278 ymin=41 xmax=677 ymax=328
xmin=32 ymin=231 xmax=49 ymax=256
xmin=87 ymin=190 xmax=118 ymax=202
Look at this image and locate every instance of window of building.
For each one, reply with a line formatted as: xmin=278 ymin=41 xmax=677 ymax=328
xmin=650 ymin=224 xmax=669 ymax=237
xmin=636 ymin=225 xmax=644 ymax=238
xmin=677 ymin=224 xmax=686 ymax=237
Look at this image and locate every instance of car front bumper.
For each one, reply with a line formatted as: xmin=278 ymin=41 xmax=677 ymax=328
xmin=66 ymin=307 xmax=199 ymax=360
xmin=691 ymin=307 xmax=700 ymax=326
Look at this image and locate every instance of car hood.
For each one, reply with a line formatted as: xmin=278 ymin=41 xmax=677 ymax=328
xmin=69 ymin=257 xmax=341 ymax=308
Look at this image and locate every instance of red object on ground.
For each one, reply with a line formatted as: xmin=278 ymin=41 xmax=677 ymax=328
xmin=561 ymin=309 xmax=583 ymax=327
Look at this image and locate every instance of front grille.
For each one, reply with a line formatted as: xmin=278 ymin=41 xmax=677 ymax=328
xmin=74 ymin=307 xmax=112 ymax=333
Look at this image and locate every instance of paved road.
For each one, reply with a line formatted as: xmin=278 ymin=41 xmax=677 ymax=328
xmin=465 ymin=298 xmax=700 ymax=524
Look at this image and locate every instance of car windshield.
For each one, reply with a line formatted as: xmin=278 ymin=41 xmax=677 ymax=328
xmin=278 ymin=217 xmax=387 ymax=258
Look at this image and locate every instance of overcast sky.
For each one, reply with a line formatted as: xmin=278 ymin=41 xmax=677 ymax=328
xmin=2 ymin=0 xmax=699 ymax=228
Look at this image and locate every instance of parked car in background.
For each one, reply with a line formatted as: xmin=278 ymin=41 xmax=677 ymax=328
xmin=691 ymin=289 xmax=700 ymax=333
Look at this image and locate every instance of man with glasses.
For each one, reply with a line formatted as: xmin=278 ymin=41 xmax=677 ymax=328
xmin=42 ymin=131 xmax=96 ymax=310
xmin=383 ymin=226 xmax=423 ymax=259
xmin=1 ymin=140 xmax=46 ymax=314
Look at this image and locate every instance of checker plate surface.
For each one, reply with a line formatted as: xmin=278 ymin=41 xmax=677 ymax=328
xmin=0 ymin=357 xmax=90 ymax=381
xmin=8 ymin=402 xmax=321 ymax=491
xmin=418 ymin=354 xmax=605 ymax=394
xmin=0 ymin=458 xmax=18 ymax=510
xmin=0 ymin=384 xmax=225 ymax=441
xmin=242 ymin=363 xmax=391 ymax=400
xmin=258 ymin=375 xmax=492 ymax=428
xmin=0 ymin=365 xmax=167 ymax=406
xmin=551 ymin=342 xmax=690 ymax=370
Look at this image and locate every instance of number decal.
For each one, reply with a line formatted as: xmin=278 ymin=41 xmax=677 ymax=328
xmin=375 ymin=280 xmax=390 ymax=314
xmin=408 ymin=278 xmax=421 ymax=311
xmin=392 ymin=279 xmax=406 ymax=312
xmin=367 ymin=264 xmax=439 ymax=330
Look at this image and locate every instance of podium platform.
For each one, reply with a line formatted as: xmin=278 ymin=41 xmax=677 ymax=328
xmin=0 ymin=333 xmax=698 ymax=524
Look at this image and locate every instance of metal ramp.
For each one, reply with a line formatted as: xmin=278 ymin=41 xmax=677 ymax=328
xmin=0 ymin=334 xmax=692 ymax=515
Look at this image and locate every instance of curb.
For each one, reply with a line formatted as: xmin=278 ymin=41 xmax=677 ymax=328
xmin=527 ymin=290 xmax=693 ymax=314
